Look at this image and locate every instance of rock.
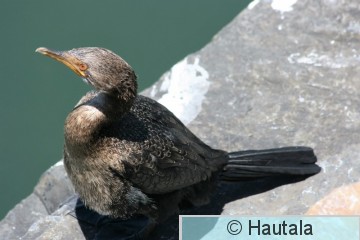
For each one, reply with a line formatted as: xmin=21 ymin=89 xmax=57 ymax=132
xmin=0 ymin=162 xmax=76 ymax=240
xmin=2 ymin=0 xmax=360 ymax=239
xmin=20 ymin=200 xmax=84 ymax=240
xmin=0 ymin=194 xmax=48 ymax=240
xmin=306 ymin=182 xmax=360 ymax=215
xmin=146 ymin=0 xmax=360 ymax=216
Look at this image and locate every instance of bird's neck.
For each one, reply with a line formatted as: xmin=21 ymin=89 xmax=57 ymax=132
xmin=64 ymin=88 xmax=136 ymax=157
xmin=93 ymin=91 xmax=136 ymax=118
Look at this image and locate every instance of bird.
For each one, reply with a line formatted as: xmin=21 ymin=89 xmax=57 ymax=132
xmin=36 ymin=47 xmax=321 ymax=223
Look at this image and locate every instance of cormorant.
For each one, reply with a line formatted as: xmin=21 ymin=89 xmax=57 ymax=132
xmin=36 ymin=47 xmax=320 ymax=222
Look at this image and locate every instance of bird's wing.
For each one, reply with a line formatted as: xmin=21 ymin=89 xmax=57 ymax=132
xmin=118 ymin=96 xmax=225 ymax=194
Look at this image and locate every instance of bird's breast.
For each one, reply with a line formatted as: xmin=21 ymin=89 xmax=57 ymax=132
xmin=65 ymin=105 xmax=106 ymax=144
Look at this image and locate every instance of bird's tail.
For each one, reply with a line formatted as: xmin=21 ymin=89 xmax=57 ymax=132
xmin=221 ymin=146 xmax=320 ymax=180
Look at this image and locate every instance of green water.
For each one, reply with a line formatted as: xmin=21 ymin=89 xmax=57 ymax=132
xmin=0 ymin=1 xmax=252 ymax=219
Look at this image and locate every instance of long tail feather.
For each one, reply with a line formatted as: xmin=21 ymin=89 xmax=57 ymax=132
xmin=221 ymin=146 xmax=321 ymax=180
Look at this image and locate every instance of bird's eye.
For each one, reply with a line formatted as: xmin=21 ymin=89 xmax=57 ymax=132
xmin=78 ymin=63 xmax=88 ymax=71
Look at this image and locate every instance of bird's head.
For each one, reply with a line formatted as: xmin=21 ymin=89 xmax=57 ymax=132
xmin=36 ymin=47 xmax=137 ymax=97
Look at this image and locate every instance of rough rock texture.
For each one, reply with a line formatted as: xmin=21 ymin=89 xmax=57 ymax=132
xmin=146 ymin=0 xmax=360 ymax=217
xmin=0 ymin=163 xmax=80 ymax=239
xmin=2 ymin=0 xmax=360 ymax=239
xmin=307 ymin=182 xmax=360 ymax=215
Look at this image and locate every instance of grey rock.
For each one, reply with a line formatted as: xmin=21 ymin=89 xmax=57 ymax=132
xmin=0 ymin=194 xmax=48 ymax=240
xmin=20 ymin=200 xmax=84 ymax=240
xmin=2 ymin=0 xmax=360 ymax=239
xmin=0 ymin=163 xmax=78 ymax=240
xmin=146 ymin=0 xmax=360 ymax=215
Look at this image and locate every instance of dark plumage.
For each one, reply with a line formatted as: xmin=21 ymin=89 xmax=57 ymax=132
xmin=36 ymin=47 xmax=321 ymax=222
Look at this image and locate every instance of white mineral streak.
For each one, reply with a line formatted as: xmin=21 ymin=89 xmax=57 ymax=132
xmin=271 ymin=0 xmax=297 ymax=12
xmin=248 ymin=0 xmax=260 ymax=10
xmin=158 ymin=57 xmax=210 ymax=125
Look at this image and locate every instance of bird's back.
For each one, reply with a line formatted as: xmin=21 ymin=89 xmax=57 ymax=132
xmin=65 ymin=92 xmax=226 ymax=196
xmin=98 ymin=95 xmax=227 ymax=194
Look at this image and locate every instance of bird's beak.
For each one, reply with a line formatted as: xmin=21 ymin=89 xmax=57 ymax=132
xmin=36 ymin=47 xmax=88 ymax=78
